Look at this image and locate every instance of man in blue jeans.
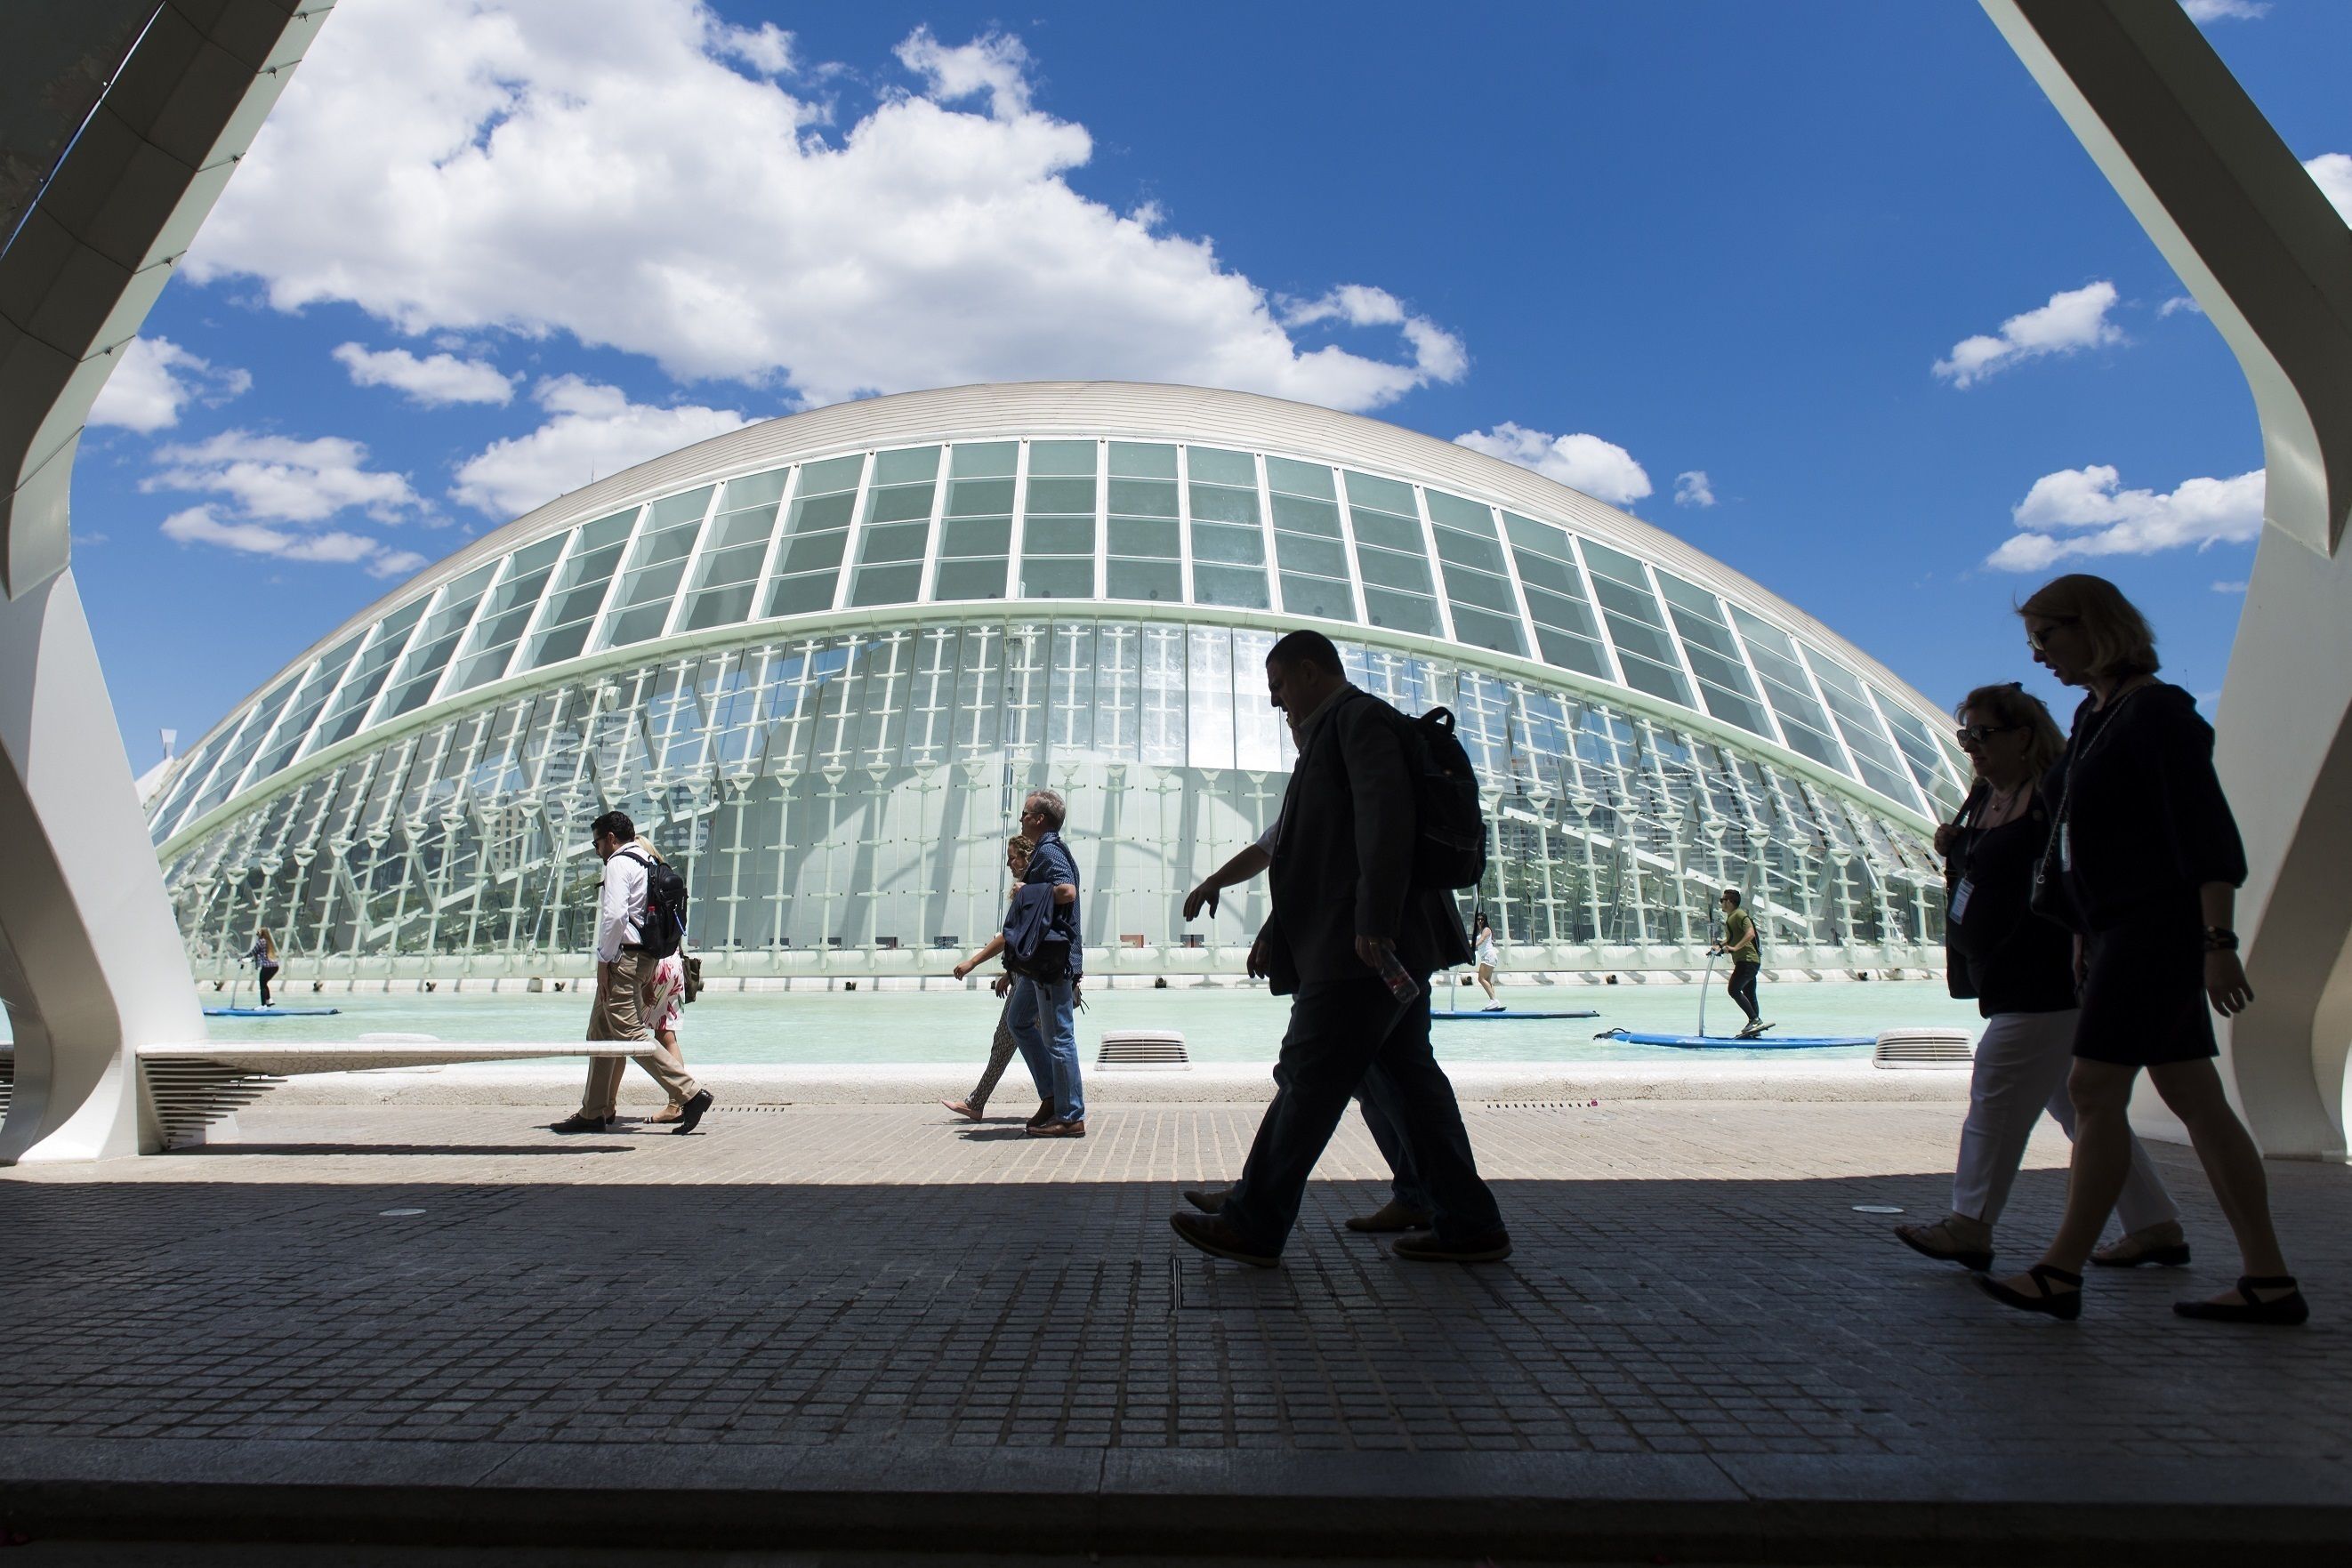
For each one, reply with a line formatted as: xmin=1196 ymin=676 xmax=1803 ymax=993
xmin=1008 ymin=788 xmax=1086 ymax=1137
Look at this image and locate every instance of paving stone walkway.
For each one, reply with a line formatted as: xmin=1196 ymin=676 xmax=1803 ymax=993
xmin=2 ymin=1097 xmax=2345 ymax=1558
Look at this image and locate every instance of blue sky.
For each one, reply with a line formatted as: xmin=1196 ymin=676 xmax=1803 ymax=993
xmin=68 ymin=0 xmax=2352 ymax=774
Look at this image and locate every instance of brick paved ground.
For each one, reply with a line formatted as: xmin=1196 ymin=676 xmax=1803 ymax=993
xmin=2 ymin=1096 xmax=2346 ymax=1558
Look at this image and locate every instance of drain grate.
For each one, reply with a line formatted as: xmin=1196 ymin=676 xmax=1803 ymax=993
xmin=709 ymin=1103 xmax=798 ymax=1113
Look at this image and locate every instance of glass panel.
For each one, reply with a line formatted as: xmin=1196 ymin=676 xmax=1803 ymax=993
xmin=519 ymin=509 xmax=639 ymax=671
xmin=180 ymin=673 xmax=302 ymax=824
xmin=1651 ymin=569 xmax=1770 ymax=738
xmin=1426 ymin=489 xmax=1523 ymax=657
xmin=446 ymin=534 xmax=569 ymax=693
xmin=1875 ymin=687 xmax=1967 ymax=815
xmin=934 ymin=453 xmax=1013 ymax=603
xmin=759 ymin=454 xmax=865 ymax=619
xmin=1191 ymin=521 xmax=1263 ymax=565
xmin=1187 ymin=445 xmax=1255 ymax=486
xmin=845 ymin=447 xmax=938 ymax=610
xmin=245 ymin=628 xmax=367 ymax=785
xmin=1194 ymin=562 xmax=1271 ymax=610
xmin=1726 ymin=606 xmax=1849 ymax=774
xmin=1279 ymin=573 xmax=1354 ymax=622
xmin=1504 ymin=514 xmax=1611 ymax=681
xmin=1108 ymin=440 xmax=1178 ymax=478
xmin=1020 ymin=558 xmax=1094 ymax=599
xmin=377 ymin=559 xmax=502 ymax=720
xmin=1803 ymin=647 xmax=1920 ymax=808
xmin=306 ymin=596 xmax=431 ymax=753
xmin=1267 ymin=456 xmax=1336 ymax=500
xmin=950 ymin=440 xmax=1017 ymax=478
xmin=598 ymin=485 xmax=714 ymax=650
xmin=677 ymin=468 xmax=789 ymax=634
xmin=1019 ymin=439 xmax=1096 ymax=599
xmin=1028 ymin=439 xmax=1096 ymax=475
xmin=1106 ymin=558 xmax=1181 ymax=602
xmin=1575 ymin=540 xmax=1694 ymax=708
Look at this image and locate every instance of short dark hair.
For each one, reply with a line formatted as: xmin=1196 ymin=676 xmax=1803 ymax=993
xmin=1720 ymin=889 xmax=1742 ymax=907
xmin=1267 ymin=629 xmax=1343 ymax=676
xmin=590 ymin=809 xmax=635 ymax=843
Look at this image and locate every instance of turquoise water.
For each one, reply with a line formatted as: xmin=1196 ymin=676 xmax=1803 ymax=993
xmin=166 ymin=979 xmax=1981 ymax=1065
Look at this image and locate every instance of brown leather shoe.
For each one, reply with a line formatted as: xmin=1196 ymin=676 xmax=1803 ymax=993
xmin=1027 ymin=1098 xmax=1056 ymax=1129
xmin=1170 ymin=1210 xmax=1279 ymax=1268
xmin=1345 ymin=1199 xmax=1433 ymax=1233
xmin=1027 ymin=1117 xmax=1085 ymax=1138
xmin=1182 ymin=1187 xmax=1228 ymax=1214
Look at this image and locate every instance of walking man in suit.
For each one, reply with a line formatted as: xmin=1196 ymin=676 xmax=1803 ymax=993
xmin=1170 ymin=630 xmax=1510 ymax=1266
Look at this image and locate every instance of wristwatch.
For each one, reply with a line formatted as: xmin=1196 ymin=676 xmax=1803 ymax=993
xmin=2203 ymin=927 xmax=2239 ymax=953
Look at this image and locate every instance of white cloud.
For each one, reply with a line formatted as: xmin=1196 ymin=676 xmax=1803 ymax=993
xmin=334 ymin=342 xmax=517 ymax=406
xmin=86 ymin=336 xmax=251 ymax=432
xmin=1672 ymin=470 xmax=1716 ymax=508
xmin=1934 ymin=281 xmax=2123 ymax=388
xmin=159 ymin=506 xmax=428 ymax=578
xmin=2211 ymin=578 xmax=2249 ymax=594
xmin=2181 ymin=1 xmax=2269 ymax=22
xmin=1985 ymin=463 xmax=2265 ymax=571
xmin=1454 ymin=423 xmax=1652 ymax=506
xmin=146 ymin=430 xmax=423 ymax=523
xmin=2158 ymin=295 xmax=2203 ymax=318
xmin=450 ymin=376 xmax=751 ymax=518
xmin=2304 ymin=153 xmax=2352 ymax=225
xmin=182 ymin=2 xmax=1465 ymax=414
xmin=721 ymin=20 xmax=793 ymax=76
xmin=896 ymin=25 xmax=1030 ymax=119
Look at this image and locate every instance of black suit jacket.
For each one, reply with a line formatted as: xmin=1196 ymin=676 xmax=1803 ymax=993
xmin=1260 ymin=688 xmax=1474 ymax=992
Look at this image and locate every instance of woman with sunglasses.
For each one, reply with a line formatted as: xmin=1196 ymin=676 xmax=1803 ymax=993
xmin=1897 ymin=682 xmax=2184 ymax=1275
xmin=1980 ymin=575 xmax=2305 ymax=1324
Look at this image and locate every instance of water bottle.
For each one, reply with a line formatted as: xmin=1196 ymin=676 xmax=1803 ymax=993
xmin=1373 ymin=944 xmax=1422 ymax=1003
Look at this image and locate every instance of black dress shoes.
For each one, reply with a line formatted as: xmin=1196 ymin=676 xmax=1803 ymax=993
xmin=1170 ymin=1210 xmax=1280 ymax=1268
xmin=672 ymin=1090 xmax=713 ymax=1135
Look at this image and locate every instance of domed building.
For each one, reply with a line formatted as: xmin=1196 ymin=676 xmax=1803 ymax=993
xmin=145 ymin=382 xmax=1965 ymax=986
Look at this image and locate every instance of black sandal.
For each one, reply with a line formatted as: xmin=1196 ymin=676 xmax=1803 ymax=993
xmin=2173 ymin=1275 xmax=2308 ymax=1326
xmin=1977 ymin=1263 xmax=2082 ymax=1321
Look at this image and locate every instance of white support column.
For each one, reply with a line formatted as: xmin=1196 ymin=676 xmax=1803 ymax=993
xmin=1986 ymin=0 xmax=2352 ymax=1156
xmin=0 ymin=569 xmax=197 ymax=1161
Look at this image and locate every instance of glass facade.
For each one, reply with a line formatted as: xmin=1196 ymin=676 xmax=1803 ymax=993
xmin=149 ymin=403 xmax=1962 ymax=977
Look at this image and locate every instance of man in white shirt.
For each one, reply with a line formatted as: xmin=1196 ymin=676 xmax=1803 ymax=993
xmin=552 ymin=810 xmax=712 ymax=1135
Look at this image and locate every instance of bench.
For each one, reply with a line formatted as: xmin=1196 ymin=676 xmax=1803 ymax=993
xmin=1 ymin=1041 xmax=636 ymax=1149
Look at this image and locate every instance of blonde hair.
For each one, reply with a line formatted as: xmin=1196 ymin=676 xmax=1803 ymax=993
xmin=2018 ymin=574 xmax=2159 ymax=680
xmin=1007 ymin=833 xmax=1037 ymax=864
xmin=256 ymin=928 xmax=276 ymax=959
xmin=1956 ymin=682 xmax=2066 ymax=781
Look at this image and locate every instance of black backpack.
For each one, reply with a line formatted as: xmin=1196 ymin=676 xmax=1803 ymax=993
xmin=1398 ymin=705 xmax=1487 ymax=891
xmin=618 ymin=848 xmax=689 ymax=960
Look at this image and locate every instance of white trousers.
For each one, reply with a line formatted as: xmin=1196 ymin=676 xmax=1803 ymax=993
xmin=1953 ymin=1008 xmax=2179 ymax=1232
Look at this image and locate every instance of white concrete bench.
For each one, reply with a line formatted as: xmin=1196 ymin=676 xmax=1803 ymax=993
xmin=2 ymin=1041 xmax=637 ymax=1149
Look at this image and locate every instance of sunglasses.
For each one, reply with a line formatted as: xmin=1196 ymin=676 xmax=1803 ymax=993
xmin=1954 ymin=722 xmax=2021 ymax=746
xmin=2024 ymin=615 xmax=2079 ymax=654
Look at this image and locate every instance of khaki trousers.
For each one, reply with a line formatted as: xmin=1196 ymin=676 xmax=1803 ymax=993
xmin=580 ymin=951 xmax=701 ymax=1117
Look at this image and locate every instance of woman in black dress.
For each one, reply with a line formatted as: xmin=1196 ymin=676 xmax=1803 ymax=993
xmin=1980 ymin=575 xmax=2305 ymax=1324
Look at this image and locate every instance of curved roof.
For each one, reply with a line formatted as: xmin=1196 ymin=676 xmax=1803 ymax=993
xmin=147 ymin=382 xmax=1965 ymax=849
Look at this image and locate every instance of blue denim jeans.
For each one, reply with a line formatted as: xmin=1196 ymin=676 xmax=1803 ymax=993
xmin=1220 ymin=976 xmax=1501 ymax=1253
xmin=1008 ymin=975 xmax=1083 ymax=1122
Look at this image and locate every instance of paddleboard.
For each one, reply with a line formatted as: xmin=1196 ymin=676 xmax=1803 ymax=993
xmin=1432 ymin=1009 xmax=1601 ymax=1021
xmin=1591 ymin=1027 xmax=1868 ymax=1049
xmin=203 ymin=1006 xmax=342 ymax=1017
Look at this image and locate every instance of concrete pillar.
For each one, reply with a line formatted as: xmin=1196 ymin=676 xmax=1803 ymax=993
xmin=0 ymin=567 xmax=190 ymax=1160
xmin=0 ymin=1 xmax=329 ymax=1162
xmin=1985 ymin=1 xmax=2352 ymax=1157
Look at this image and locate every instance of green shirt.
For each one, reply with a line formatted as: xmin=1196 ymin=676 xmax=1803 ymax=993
xmin=1722 ymin=908 xmax=1757 ymax=962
